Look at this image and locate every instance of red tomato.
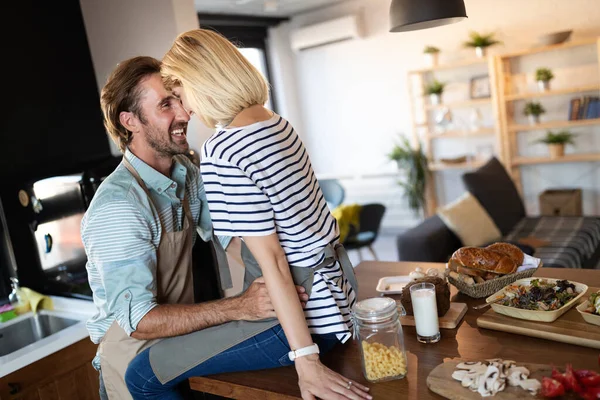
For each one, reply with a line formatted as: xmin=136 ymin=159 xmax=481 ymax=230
xmin=565 ymin=364 xmax=584 ymax=394
xmin=541 ymin=377 xmax=566 ymax=398
xmin=552 ymin=368 xmax=569 ymax=388
xmin=582 ymin=386 xmax=600 ymax=400
xmin=581 ymin=376 xmax=600 ymax=387
xmin=576 ymin=370 xmax=600 ymax=380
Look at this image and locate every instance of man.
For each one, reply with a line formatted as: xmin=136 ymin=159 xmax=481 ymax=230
xmin=82 ymin=56 xmax=309 ymax=399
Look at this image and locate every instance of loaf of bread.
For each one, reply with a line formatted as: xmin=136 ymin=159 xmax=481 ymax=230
xmin=401 ymin=276 xmax=451 ymax=317
xmin=485 ymin=242 xmax=524 ymax=266
xmin=448 ymin=246 xmax=518 ymax=276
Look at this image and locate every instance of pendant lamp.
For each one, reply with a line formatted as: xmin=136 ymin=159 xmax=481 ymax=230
xmin=390 ymin=0 xmax=467 ymax=33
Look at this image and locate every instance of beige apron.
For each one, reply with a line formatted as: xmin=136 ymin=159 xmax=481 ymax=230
xmin=98 ymin=159 xmax=195 ymax=400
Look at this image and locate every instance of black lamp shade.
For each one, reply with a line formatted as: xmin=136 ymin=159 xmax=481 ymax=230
xmin=390 ymin=0 xmax=467 ymax=33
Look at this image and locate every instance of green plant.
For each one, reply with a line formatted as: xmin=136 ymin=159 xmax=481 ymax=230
xmin=423 ymin=46 xmax=440 ymax=54
xmin=388 ymin=136 xmax=428 ymax=215
xmin=424 ymin=80 xmax=445 ymax=95
xmin=536 ymin=130 xmax=576 ymax=145
xmin=464 ymin=32 xmax=502 ymax=48
xmin=523 ymin=102 xmax=546 ymax=116
xmin=535 ymin=68 xmax=554 ymax=82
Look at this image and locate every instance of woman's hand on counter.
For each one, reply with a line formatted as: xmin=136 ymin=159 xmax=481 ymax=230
xmin=295 ymin=354 xmax=371 ymax=400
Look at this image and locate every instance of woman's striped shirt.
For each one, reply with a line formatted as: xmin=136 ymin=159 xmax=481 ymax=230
xmin=200 ymin=113 xmax=355 ymax=342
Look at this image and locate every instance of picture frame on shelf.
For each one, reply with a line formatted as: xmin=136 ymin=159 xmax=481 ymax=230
xmin=470 ymin=75 xmax=492 ymax=99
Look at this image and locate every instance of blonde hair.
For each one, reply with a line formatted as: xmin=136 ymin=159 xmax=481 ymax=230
xmin=101 ymin=56 xmax=162 ymax=152
xmin=162 ymin=29 xmax=269 ymax=128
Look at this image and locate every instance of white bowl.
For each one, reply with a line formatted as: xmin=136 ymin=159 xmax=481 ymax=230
xmin=486 ymin=277 xmax=588 ymax=323
xmin=577 ymin=300 xmax=600 ymax=326
xmin=538 ymin=30 xmax=573 ymax=46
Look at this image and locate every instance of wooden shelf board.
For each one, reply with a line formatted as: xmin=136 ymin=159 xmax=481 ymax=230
xmin=429 ymin=160 xmax=485 ymax=171
xmin=512 ymin=153 xmax=600 ymax=166
xmin=499 ymin=37 xmax=598 ymax=59
xmin=426 ymin=128 xmax=495 ymax=139
xmin=508 ymin=118 xmax=600 ymax=132
xmin=426 ymin=98 xmax=491 ymax=110
xmin=409 ymin=58 xmax=488 ymax=74
xmin=504 ymin=84 xmax=600 ymax=101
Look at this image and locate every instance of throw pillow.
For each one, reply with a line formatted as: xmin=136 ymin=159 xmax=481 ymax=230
xmin=437 ymin=192 xmax=502 ymax=247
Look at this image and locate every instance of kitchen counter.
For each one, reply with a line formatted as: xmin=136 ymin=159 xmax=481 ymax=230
xmin=0 ymin=296 xmax=95 ymax=377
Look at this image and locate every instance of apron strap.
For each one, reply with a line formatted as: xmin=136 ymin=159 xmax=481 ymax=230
xmin=321 ymin=243 xmax=359 ymax=294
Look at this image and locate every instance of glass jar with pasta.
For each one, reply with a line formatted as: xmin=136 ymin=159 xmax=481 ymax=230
xmin=351 ymin=297 xmax=408 ymax=383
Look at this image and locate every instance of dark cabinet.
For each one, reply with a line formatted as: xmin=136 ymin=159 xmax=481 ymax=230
xmin=0 ymin=339 xmax=99 ymax=400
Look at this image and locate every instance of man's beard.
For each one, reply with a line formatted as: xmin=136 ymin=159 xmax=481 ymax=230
xmin=144 ymin=122 xmax=189 ymax=157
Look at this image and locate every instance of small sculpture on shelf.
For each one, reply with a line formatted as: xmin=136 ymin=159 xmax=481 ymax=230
xmin=464 ymin=31 xmax=501 ymax=58
xmin=523 ymin=102 xmax=546 ymax=125
xmin=423 ymin=46 xmax=440 ymax=67
xmin=535 ymin=68 xmax=554 ymax=92
xmin=424 ymin=80 xmax=445 ymax=105
xmin=535 ymin=130 xmax=575 ymax=159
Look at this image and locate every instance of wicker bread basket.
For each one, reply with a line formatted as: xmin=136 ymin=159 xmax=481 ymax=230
xmin=445 ymin=263 xmax=541 ymax=299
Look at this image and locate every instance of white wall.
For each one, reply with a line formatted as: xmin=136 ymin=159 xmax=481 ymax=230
xmin=270 ymin=0 xmax=600 ymax=228
xmin=79 ymin=0 xmax=212 ymax=156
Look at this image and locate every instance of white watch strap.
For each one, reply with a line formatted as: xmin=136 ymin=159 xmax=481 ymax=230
xmin=288 ymin=343 xmax=320 ymax=361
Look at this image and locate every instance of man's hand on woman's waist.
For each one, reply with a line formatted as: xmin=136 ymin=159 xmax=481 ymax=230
xmin=130 ymin=278 xmax=308 ymax=340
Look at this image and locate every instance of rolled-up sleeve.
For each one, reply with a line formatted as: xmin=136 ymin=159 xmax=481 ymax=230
xmin=81 ymin=200 xmax=158 ymax=336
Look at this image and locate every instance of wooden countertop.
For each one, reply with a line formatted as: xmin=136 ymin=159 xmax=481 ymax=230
xmin=189 ymin=261 xmax=600 ymax=399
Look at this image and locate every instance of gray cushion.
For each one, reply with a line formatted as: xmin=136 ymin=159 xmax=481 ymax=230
xmin=462 ymin=157 xmax=525 ymax=235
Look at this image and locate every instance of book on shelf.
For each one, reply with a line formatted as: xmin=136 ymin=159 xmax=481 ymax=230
xmin=568 ymin=96 xmax=600 ymax=120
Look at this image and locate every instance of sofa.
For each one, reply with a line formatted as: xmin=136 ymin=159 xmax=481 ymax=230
xmin=397 ymin=157 xmax=600 ymax=269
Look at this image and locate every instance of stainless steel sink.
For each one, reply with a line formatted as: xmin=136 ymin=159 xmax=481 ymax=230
xmin=0 ymin=312 xmax=79 ymax=356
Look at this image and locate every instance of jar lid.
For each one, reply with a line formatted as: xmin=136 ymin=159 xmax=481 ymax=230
xmin=352 ymin=297 xmax=398 ymax=323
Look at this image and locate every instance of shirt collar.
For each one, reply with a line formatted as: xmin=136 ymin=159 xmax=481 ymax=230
xmin=124 ymin=148 xmax=177 ymax=194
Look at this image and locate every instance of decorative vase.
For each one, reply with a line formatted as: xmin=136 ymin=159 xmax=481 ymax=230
xmin=475 ymin=46 xmax=486 ymax=58
xmin=425 ymin=53 xmax=439 ymax=67
xmin=528 ymin=115 xmax=540 ymax=125
xmin=548 ymin=143 xmax=565 ymax=159
xmin=538 ymin=80 xmax=550 ymax=92
xmin=429 ymin=94 xmax=442 ymax=105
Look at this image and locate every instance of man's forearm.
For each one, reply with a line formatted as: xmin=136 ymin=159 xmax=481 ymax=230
xmin=131 ymin=297 xmax=242 ymax=340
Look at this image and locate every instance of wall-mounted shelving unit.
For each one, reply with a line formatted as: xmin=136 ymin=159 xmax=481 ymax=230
xmin=407 ymin=56 xmax=502 ymax=216
xmin=494 ymin=37 xmax=600 ymax=194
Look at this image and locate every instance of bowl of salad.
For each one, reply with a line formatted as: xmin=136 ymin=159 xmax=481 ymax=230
xmin=485 ymin=278 xmax=588 ymax=322
xmin=577 ymin=290 xmax=600 ymax=326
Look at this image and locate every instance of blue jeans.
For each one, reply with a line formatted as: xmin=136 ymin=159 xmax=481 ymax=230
xmin=125 ymin=325 xmax=339 ymax=400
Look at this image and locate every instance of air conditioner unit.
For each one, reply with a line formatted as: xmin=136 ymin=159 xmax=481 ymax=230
xmin=290 ymin=14 xmax=364 ymax=52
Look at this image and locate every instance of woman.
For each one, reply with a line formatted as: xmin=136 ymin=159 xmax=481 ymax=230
xmin=127 ymin=29 xmax=369 ymax=400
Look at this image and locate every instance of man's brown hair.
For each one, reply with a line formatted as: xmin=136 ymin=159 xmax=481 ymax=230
xmin=100 ymin=56 xmax=161 ymax=152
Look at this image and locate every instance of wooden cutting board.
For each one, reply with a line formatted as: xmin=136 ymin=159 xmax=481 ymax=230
xmin=401 ymin=302 xmax=467 ymax=329
xmin=427 ymin=358 xmax=551 ymax=400
xmin=477 ymin=287 xmax=600 ymax=349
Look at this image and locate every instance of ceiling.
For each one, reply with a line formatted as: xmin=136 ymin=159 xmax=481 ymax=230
xmin=195 ymin=0 xmax=347 ymax=18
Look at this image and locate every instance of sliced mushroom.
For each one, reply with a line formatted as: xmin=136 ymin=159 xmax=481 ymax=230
xmin=519 ymin=378 xmax=541 ymax=394
xmin=506 ymin=366 xmax=530 ymax=387
xmin=478 ymin=365 xmax=501 ymax=397
xmin=452 ymin=370 xmax=468 ymax=381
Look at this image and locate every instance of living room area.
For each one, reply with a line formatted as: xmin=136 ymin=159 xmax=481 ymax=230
xmin=241 ymin=0 xmax=600 ymax=272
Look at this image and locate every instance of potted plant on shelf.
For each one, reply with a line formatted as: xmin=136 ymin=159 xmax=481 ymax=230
xmin=424 ymin=80 xmax=445 ymax=105
xmin=423 ymin=46 xmax=440 ymax=67
xmin=535 ymin=68 xmax=554 ymax=92
xmin=536 ymin=130 xmax=575 ymax=159
xmin=388 ymin=136 xmax=428 ymax=217
xmin=523 ymin=102 xmax=546 ymax=125
xmin=464 ymin=32 xmax=501 ymax=58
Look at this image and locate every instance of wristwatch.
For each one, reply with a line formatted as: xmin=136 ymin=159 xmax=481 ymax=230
xmin=288 ymin=343 xmax=320 ymax=361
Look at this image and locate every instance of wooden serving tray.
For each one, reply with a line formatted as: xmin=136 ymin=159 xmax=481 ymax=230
xmin=427 ymin=358 xmax=551 ymax=400
xmin=401 ymin=303 xmax=467 ymax=329
xmin=477 ymin=286 xmax=600 ymax=349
